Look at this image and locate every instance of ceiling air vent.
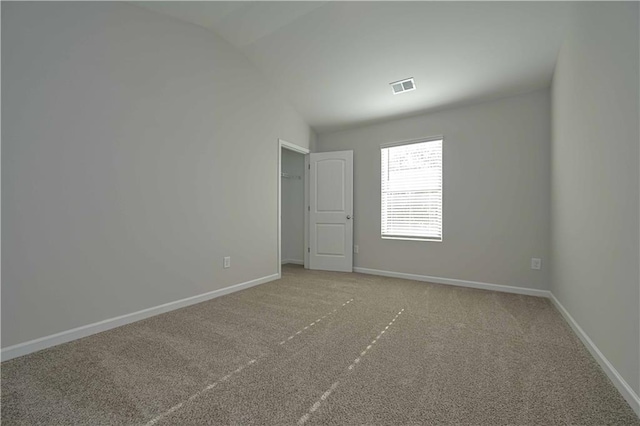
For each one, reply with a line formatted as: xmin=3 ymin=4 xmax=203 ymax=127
xmin=390 ymin=77 xmax=416 ymax=95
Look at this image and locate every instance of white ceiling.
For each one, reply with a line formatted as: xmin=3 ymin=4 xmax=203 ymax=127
xmin=137 ymin=1 xmax=574 ymax=133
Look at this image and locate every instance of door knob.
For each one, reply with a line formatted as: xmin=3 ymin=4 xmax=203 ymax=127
xmin=347 ymin=215 xmax=352 ymax=219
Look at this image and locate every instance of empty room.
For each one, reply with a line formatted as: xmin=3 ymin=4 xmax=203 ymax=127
xmin=2 ymin=1 xmax=639 ymax=424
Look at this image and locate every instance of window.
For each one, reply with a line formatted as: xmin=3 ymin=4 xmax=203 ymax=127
xmin=381 ymin=137 xmax=443 ymax=241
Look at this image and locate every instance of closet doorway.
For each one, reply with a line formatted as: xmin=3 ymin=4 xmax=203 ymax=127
xmin=277 ymin=139 xmax=309 ymax=277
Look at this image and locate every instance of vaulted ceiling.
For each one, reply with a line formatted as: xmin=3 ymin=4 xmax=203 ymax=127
xmin=137 ymin=2 xmax=574 ymax=133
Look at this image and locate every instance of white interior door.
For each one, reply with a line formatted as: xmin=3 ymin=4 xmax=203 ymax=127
xmin=309 ymin=151 xmax=353 ymax=272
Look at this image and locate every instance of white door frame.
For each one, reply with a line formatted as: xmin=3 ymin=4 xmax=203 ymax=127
xmin=277 ymin=138 xmax=310 ymax=278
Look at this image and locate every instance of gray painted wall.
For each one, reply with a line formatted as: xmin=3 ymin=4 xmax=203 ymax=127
xmin=317 ymin=90 xmax=551 ymax=291
xmin=281 ymin=149 xmax=305 ymax=263
xmin=551 ymin=2 xmax=640 ymax=394
xmin=2 ymin=2 xmax=311 ymax=348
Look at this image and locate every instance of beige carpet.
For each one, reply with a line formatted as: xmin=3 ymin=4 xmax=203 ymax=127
xmin=2 ymin=265 xmax=638 ymax=425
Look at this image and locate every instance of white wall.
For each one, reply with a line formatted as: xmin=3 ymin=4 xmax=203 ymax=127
xmin=551 ymin=2 xmax=639 ymax=395
xmin=281 ymin=149 xmax=305 ymax=263
xmin=2 ymin=2 xmax=311 ymax=348
xmin=318 ymin=90 xmax=551 ymax=290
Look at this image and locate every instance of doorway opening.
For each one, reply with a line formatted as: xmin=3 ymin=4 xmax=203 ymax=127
xmin=277 ymin=139 xmax=309 ymax=277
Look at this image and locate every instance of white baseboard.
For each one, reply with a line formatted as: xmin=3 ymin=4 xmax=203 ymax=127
xmin=548 ymin=293 xmax=640 ymax=417
xmin=281 ymin=259 xmax=304 ymax=265
xmin=353 ymin=267 xmax=550 ymax=298
xmin=1 ymin=273 xmax=280 ymax=362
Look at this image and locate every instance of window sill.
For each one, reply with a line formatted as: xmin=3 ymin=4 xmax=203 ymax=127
xmin=381 ymin=236 xmax=443 ymax=242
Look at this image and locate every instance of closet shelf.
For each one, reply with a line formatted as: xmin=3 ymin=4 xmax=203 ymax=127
xmin=281 ymin=172 xmax=302 ymax=180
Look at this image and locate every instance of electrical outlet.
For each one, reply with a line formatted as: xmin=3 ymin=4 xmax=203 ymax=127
xmin=224 ymin=256 xmax=231 ymax=269
xmin=531 ymin=258 xmax=541 ymax=270
xmin=354 ymin=245 xmax=359 ymax=254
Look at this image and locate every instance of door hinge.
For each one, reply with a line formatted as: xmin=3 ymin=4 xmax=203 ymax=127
xmin=308 ymin=164 xmax=311 ymax=170
xmin=308 ymin=247 xmax=310 ymax=253
xmin=308 ymin=206 xmax=310 ymax=211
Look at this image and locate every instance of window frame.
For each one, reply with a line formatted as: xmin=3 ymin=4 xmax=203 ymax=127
xmin=380 ymin=136 xmax=444 ymax=242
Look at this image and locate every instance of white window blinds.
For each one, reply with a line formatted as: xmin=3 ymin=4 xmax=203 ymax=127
xmin=381 ymin=138 xmax=443 ymax=241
